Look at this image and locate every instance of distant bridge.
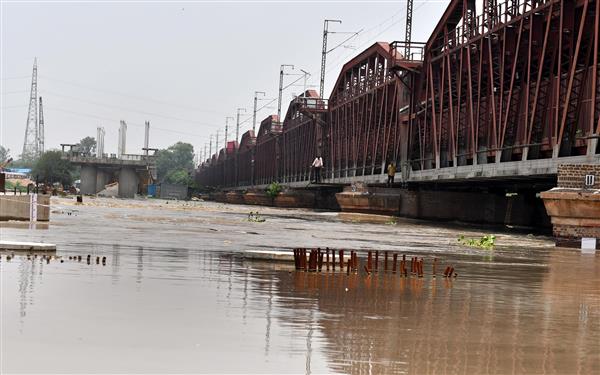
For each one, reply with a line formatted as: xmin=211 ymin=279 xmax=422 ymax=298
xmin=62 ymin=150 xmax=156 ymax=198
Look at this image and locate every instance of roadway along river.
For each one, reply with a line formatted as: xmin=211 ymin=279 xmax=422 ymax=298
xmin=1 ymin=197 xmax=599 ymax=373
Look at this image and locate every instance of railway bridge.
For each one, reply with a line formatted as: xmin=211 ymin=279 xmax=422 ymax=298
xmin=196 ymin=0 xmax=600 ymax=238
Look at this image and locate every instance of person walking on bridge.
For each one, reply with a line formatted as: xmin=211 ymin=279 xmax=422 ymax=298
xmin=387 ymin=162 xmax=396 ymax=187
xmin=312 ymin=155 xmax=323 ymax=183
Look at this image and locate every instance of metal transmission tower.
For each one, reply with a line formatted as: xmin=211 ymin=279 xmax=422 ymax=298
xmin=22 ymin=58 xmax=39 ymax=160
xmin=38 ymin=97 xmax=45 ymax=154
xmin=404 ymin=0 xmax=413 ymax=58
xmin=319 ymin=20 xmax=341 ymax=99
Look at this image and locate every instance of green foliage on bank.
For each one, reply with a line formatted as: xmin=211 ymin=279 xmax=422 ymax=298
xmin=265 ymin=182 xmax=282 ymax=198
xmin=247 ymin=211 xmax=266 ymax=222
xmin=4 ymin=180 xmax=28 ymax=193
xmin=32 ymin=150 xmax=75 ymax=186
xmin=458 ymin=234 xmax=496 ymax=250
xmin=156 ymin=142 xmax=195 ymax=186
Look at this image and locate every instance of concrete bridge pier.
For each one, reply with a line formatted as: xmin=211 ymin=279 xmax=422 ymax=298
xmin=118 ymin=167 xmax=139 ymax=198
xmin=96 ymin=170 xmax=112 ymax=192
xmin=80 ymin=165 xmax=98 ymax=195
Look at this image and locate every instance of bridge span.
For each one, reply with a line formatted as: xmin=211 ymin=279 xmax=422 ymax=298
xmin=196 ymin=0 xmax=599 ymax=240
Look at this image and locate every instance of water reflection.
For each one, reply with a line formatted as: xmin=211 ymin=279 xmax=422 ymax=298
xmin=1 ymin=197 xmax=599 ymax=373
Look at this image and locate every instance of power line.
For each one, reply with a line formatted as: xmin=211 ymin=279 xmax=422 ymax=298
xmin=44 ymin=106 xmax=212 ymax=140
xmin=324 ymin=0 xmax=430 ymax=76
xmin=39 ymin=75 xmax=229 ymax=117
xmin=0 ymin=75 xmax=30 ymax=81
xmin=42 ymin=89 xmax=222 ymax=130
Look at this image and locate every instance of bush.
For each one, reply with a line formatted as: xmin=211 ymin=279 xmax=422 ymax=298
xmin=458 ymin=234 xmax=496 ymax=250
xmin=32 ymin=150 xmax=74 ymax=186
xmin=265 ymin=182 xmax=282 ymax=198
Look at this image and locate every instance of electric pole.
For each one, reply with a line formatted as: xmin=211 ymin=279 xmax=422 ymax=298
xmin=300 ymin=69 xmax=311 ymax=96
xmin=224 ymin=117 xmax=233 ymax=159
xmin=278 ymin=64 xmax=294 ymax=122
xmin=405 ymin=0 xmax=413 ymax=58
xmin=216 ymin=130 xmax=221 ymax=155
xmin=236 ymin=108 xmax=246 ymax=145
xmin=319 ymin=20 xmax=341 ymax=99
xmin=253 ymin=91 xmax=266 ymax=133
xmin=209 ymin=134 xmax=213 ymax=161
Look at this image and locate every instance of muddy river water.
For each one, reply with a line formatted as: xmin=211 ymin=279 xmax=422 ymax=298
xmin=1 ymin=197 xmax=599 ymax=374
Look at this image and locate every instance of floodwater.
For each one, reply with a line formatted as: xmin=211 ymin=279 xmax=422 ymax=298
xmin=1 ymin=197 xmax=599 ymax=374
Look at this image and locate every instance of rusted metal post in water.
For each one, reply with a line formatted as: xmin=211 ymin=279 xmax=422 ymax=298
xmin=367 ymin=251 xmax=372 ymax=272
xmin=309 ymin=249 xmax=317 ymax=272
xmin=303 ymin=249 xmax=308 ymax=272
xmin=346 ymin=256 xmax=351 ymax=275
xmin=443 ymin=266 xmax=450 ymax=277
xmin=326 ymin=248 xmax=330 ymax=271
xmin=374 ymin=251 xmax=379 ymax=273
xmin=353 ymin=252 xmax=358 ymax=273
xmin=318 ymin=252 xmax=324 ymax=272
xmin=339 ymin=250 xmax=344 ymax=270
xmin=384 ymin=251 xmax=388 ymax=273
xmin=332 ymin=249 xmax=336 ymax=271
xmin=432 ymin=258 xmax=437 ymax=277
xmin=393 ymin=253 xmax=398 ymax=273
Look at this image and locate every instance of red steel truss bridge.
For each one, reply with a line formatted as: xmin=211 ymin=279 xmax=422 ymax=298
xmin=197 ymin=0 xmax=600 ymax=189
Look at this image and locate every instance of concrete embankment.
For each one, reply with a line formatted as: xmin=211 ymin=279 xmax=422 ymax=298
xmin=207 ymin=184 xmax=549 ymax=230
xmin=0 ymin=194 xmax=50 ymax=221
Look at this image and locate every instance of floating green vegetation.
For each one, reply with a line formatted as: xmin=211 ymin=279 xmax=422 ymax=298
xmin=458 ymin=234 xmax=496 ymax=250
xmin=247 ymin=211 xmax=266 ymax=223
xmin=265 ymin=182 xmax=282 ymax=198
xmin=385 ymin=219 xmax=398 ymax=225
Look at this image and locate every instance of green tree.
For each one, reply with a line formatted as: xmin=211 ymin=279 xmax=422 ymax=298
xmin=32 ymin=150 xmax=75 ymax=186
xmin=165 ymin=169 xmax=192 ymax=185
xmin=0 ymin=145 xmax=10 ymax=162
xmin=79 ymin=136 xmax=97 ymax=155
xmin=156 ymin=142 xmax=194 ymax=183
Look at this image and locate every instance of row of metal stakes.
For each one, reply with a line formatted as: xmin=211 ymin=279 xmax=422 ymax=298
xmin=2 ymin=253 xmax=107 ymax=265
xmin=293 ymin=248 xmax=457 ymax=277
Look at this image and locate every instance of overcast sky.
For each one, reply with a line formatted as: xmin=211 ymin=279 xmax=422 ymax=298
xmin=1 ymin=1 xmax=447 ymax=160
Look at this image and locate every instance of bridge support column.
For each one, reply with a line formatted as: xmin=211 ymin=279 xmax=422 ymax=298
xmin=96 ymin=170 xmax=111 ymax=192
xmin=80 ymin=165 xmax=98 ymax=195
xmin=118 ymin=167 xmax=139 ymax=198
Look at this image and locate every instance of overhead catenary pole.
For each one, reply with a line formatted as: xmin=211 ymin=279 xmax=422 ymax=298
xmin=319 ymin=19 xmax=342 ymax=99
xmin=236 ymin=108 xmax=246 ymax=145
xmin=278 ymin=64 xmax=294 ymax=122
xmin=253 ymin=91 xmax=266 ymax=133
xmin=300 ymin=69 xmax=311 ymax=96
xmin=404 ymin=0 xmax=413 ymax=58
xmin=209 ymin=134 xmax=213 ymax=160
xmin=224 ymin=117 xmax=233 ymax=159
